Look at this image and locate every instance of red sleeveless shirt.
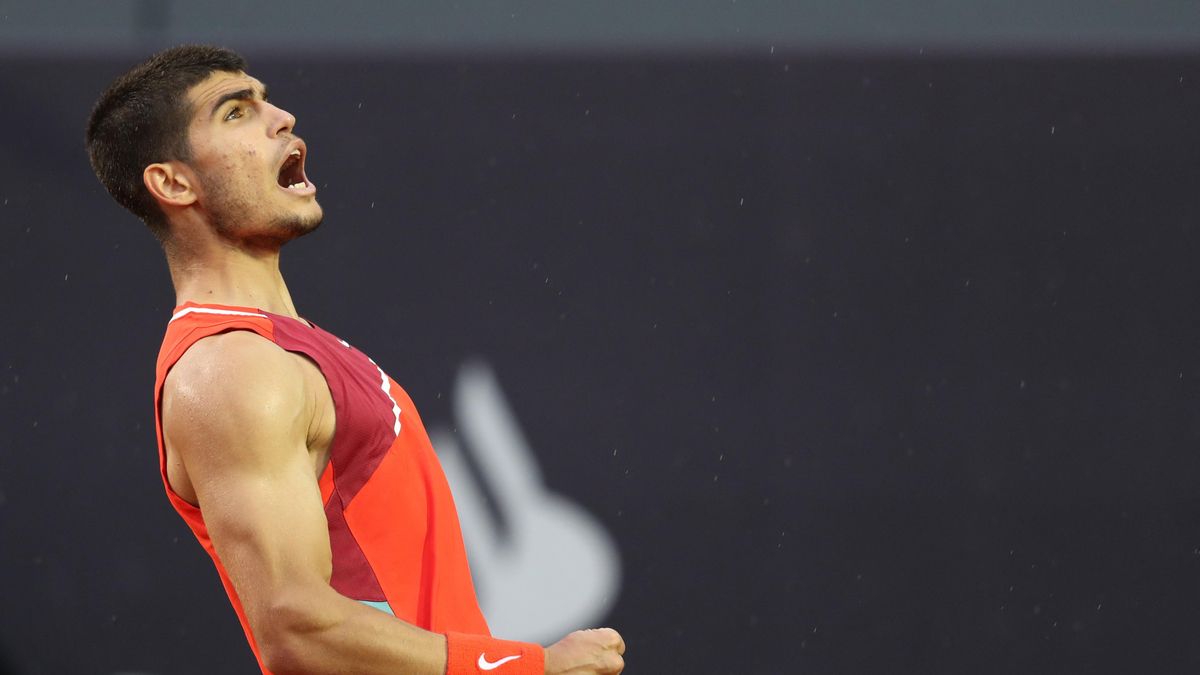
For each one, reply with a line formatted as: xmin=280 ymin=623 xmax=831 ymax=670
xmin=153 ymin=302 xmax=491 ymax=671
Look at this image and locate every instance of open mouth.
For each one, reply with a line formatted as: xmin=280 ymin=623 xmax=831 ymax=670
xmin=277 ymin=147 xmax=309 ymax=191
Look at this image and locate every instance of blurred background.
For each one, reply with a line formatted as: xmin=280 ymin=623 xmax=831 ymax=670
xmin=4 ymin=1 xmax=1200 ymax=673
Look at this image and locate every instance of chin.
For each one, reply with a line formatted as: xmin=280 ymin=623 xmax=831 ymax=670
xmin=279 ymin=203 xmax=325 ymax=239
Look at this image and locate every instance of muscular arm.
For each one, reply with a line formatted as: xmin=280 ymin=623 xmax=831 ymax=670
xmin=163 ymin=331 xmax=624 ymax=674
xmin=162 ymin=331 xmax=447 ymax=674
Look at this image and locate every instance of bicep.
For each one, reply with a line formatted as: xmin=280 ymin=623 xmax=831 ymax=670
xmin=163 ymin=332 xmax=333 ymax=623
xmin=194 ymin=436 xmax=333 ymax=595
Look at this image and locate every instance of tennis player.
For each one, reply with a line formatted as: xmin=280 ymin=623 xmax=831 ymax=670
xmin=86 ymin=45 xmax=625 ymax=675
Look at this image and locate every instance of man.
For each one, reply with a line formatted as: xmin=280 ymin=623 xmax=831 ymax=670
xmin=85 ymin=45 xmax=625 ymax=675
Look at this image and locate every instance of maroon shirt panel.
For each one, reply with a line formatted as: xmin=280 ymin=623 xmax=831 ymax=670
xmin=265 ymin=312 xmax=398 ymax=601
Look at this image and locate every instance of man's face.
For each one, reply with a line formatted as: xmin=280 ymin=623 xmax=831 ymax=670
xmin=182 ymin=70 xmax=322 ymax=243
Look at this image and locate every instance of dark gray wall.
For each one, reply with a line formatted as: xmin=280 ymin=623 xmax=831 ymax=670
xmin=3 ymin=51 xmax=1200 ymax=673
xmin=1 ymin=1 xmax=1200 ymax=52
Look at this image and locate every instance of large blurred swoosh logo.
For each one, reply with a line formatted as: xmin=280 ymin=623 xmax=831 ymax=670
xmin=429 ymin=360 xmax=622 ymax=643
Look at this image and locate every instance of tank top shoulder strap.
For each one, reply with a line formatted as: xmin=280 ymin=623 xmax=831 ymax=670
xmin=156 ymin=303 xmax=278 ymax=381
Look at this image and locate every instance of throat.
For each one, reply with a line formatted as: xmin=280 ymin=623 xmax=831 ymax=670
xmin=170 ymin=251 xmax=299 ymax=320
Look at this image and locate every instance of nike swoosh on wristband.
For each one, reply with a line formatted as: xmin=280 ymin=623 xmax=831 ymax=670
xmin=477 ymin=653 xmax=522 ymax=670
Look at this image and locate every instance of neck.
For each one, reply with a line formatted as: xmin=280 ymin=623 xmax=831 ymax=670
xmin=166 ymin=237 xmax=300 ymax=319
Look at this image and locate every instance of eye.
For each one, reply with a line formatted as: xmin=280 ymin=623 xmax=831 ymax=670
xmin=224 ymin=105 xmax=244 ymax=121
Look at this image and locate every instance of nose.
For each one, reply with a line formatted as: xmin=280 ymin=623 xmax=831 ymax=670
xmin=267 ymin=101 xmax=297 ymax=137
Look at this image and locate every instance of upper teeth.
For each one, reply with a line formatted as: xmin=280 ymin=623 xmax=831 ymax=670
xmin=290 ymin=149 xmax=301 ymax=158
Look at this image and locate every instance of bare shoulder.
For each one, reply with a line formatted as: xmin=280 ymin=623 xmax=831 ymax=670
xmin=165 ymin=330 xmax=305 ymax=412
xmin=162 ymin=330 xmax=310 ymax=467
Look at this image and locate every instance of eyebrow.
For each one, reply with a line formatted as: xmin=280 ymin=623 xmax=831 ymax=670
xmin=210 ymin=85 xmax=270 ymax=119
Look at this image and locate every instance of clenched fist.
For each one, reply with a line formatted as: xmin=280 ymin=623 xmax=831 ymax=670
xmin=544 ymin=627 xmax=625 ymax=674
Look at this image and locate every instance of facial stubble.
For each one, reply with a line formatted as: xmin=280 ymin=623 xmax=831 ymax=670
xmin=201 ymin=166 xmax=323 ymax=245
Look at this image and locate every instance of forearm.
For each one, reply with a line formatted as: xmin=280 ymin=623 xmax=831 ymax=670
xmin=257 ymin=585 xmax=544 ymax=675
xmin=257 ymin=585 xmax=446 ymax=675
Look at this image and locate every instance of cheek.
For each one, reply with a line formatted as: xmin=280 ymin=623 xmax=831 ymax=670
xmin=236 ymin=147 xmax=269 ymax=179
xmin=216 ymin=150 xmax=255 ymax=177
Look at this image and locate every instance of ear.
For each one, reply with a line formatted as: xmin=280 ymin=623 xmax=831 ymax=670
xmin=143 ymin=162 xmax=198 ymax=208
